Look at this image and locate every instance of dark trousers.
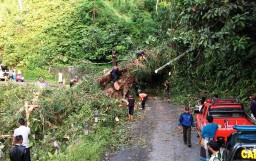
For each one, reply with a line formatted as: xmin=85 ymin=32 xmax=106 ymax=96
xmin=141 ymin=97 xmax=147 ymax=109
xmin=26 ymin=148 xmax=31 ymax=161
xmin=112 ymin=74 xmax=118 ymax=83
xmin=165 ymin=89 xmax=170 ymax=97
xmin=182 ymin=126 xmax=191 ymax=146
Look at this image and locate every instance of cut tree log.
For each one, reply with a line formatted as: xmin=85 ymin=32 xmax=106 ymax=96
xmin=114 ymin=81 xmax=120 ymax=90
xmin=99 ymin=60 xmax=143 ymax=98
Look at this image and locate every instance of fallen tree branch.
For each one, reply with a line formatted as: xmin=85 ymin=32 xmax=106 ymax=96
xmin=155 ymin=48 xmax=192 ymax=73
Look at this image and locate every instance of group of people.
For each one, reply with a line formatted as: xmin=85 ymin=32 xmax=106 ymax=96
xmin=178 ymin=104 xmax=220 ymax=161
xmin=0 ymin=68 xmax=24 ymax=82
xmin=58 ymin=71 xmax=79 ymax=87
xmin=9 ymin=118 xmax=31 ymax=161
xmin=178 ymin=94 xmax=256 ymax=161
xmin=126 ymin=92 xmax=148 ymax=121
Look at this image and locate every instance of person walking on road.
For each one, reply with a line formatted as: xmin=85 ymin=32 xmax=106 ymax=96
xmin=9 ymin=135 xmax=27 ymax=161
xmin=197 ymin=115 xmax=218 ymax=161
xmin=13 ymin=118 xmax=31 ymax=161
xmin=178 ymin=106 xmax=195 ymax=147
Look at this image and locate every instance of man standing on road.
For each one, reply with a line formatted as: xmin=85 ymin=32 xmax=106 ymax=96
xmin=197 ymin=115 xmax=218 ymax=161
xmin=178 ymin=106 xmax=195 ymax=147
xmin=13 ymin=118 xmax=31 ymax=161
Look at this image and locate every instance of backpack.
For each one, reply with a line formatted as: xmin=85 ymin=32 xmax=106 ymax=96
xmin=180 ymin=113 xmax=193 ymax=127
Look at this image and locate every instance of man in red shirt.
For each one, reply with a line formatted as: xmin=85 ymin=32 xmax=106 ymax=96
xmin=139 ymin=93 xmax=148 ymax=110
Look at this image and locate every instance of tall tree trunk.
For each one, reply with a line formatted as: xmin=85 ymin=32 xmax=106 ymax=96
xmin=156 ymin=0 xmax=159 ymax=14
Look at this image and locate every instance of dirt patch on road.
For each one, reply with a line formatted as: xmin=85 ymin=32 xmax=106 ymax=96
xmin=104 ymin=97 xmax=200 ymax=161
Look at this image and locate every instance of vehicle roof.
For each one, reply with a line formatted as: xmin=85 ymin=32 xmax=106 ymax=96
xmin=210 ymin=105 xmax=242 ymax=108
xmin=231 ymin=133 xmax=256 ymax=146
xmin=206 ymin=98 xmax=239 ymax=104
xmin=206 ymin=98 xmax=243 ymax=109
xmin=229 ymin=126 xmax=256 ymax=147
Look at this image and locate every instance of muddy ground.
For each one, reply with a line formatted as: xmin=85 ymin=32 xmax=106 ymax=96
xmin=104 ymin=97 xmax=200 ymax=161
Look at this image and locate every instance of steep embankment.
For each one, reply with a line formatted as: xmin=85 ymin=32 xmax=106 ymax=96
xmin=0 ymin=0 xmax=158 ymax=68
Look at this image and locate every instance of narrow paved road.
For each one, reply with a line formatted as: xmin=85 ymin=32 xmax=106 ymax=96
xmin=107 ymin=97 xmax=200 ymax=161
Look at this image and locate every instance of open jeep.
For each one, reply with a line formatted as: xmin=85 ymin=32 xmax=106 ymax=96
xmin=195 ymin=98 xmax=256 ymax=145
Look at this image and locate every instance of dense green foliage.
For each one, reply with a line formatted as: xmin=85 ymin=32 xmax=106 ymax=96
xmin=0 ymin=0 xmax=159 ymax=68
xmin=168 ymin=0 xmax=256 ymax=97
xmin=1 ymin=0 xmax=256 ymax=160
xmin=135 ymin=0 xmax=256 ymax=99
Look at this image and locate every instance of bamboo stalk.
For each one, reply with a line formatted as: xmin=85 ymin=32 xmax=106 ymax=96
xmin=154 ymin=48 xmax=192 ymax=73
xmin=0 ymin=135 xmax=11 ymax=138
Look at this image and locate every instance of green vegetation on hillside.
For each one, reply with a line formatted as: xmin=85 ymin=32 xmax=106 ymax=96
xmin=0 ymin=0 xmax=256 ymax=160
xmin=0 ymin=0 xmax=160 ymax=68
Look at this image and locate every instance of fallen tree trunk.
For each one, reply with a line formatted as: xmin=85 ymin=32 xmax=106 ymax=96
xmin=99 ymin=62 xmax=138 ymax=98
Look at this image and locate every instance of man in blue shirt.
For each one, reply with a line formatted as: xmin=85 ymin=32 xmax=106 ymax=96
xmin=197 ymin=115 xmax=218 ymax=161
xmin=178 ymin=106 xmax=195 ymax=147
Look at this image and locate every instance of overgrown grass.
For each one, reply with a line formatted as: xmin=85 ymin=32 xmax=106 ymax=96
xmin=0 ymin=72 xmax=131 ymax=161
xmin=21 ymin=68 xmax=55 ymax=82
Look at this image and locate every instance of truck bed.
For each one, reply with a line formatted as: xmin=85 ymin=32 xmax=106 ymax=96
xmin=214 ymin=117 xmax=255 ymax=142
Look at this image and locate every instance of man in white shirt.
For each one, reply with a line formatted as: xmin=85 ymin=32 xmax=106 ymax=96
xmin=13 ymin=118 xmax=31 ymax=161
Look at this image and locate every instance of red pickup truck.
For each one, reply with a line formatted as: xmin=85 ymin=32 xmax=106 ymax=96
xmin=195 ymin=98 xmax=256 ymax=144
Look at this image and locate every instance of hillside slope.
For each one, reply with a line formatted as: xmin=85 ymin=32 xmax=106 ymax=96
xmin=0 ymin=0 xmax=159 ymax=68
